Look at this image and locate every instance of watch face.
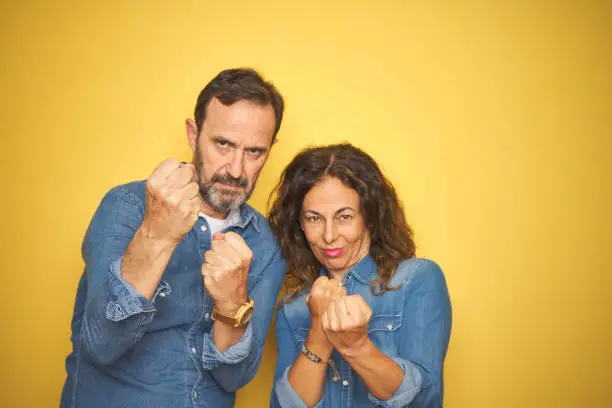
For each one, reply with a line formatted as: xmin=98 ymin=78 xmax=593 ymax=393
xmin=239 ymin=306 xmax=254 ymax=324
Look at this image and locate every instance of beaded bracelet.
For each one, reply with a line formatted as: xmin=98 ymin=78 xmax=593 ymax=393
xmin=300 ymin=343 xmax=340 ymax=381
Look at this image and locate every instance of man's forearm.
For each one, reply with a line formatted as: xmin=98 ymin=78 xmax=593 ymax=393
xmin=212 ymin=320 xmax=247 ymax=352
xmin=121 ymin=224 xmax=178 ymax=300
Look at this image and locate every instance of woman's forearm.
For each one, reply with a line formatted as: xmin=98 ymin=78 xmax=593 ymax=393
xmin=287 ymin=324 xmax=333 ymax=407
xmin=341 ymin=339 xmax=404 ymax=401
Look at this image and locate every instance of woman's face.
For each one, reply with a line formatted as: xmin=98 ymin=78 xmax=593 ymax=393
xmin=301 ymin=177 xmax=371 ymax=279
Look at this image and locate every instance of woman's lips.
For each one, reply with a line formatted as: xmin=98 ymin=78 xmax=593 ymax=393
xmin=322 ymin=248 xmax=343 ymax=258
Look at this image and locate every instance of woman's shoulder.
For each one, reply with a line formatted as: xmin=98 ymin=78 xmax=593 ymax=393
xmin=390 ymin=257 xmax=446 ymax=287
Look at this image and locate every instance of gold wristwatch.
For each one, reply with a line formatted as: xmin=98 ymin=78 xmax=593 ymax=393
xmin=212 ymin=297 xmax=255 ymax=327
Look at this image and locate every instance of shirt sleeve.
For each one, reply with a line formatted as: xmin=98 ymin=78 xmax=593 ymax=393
xmin=105 ymin=257 xmax=170 ymax=321
xmin=368 ymin=259 xmax=452 ymax=407
xmin=201 ymin=320 xmax=253 ymax=367
xmin=80 ymin=186 xmax=170 ymax=365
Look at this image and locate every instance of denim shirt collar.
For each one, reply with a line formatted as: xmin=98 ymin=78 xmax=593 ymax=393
xmin=321 ymin=254 xmax=377 ymax=285
xmin=233 ymin=204 xmax=261 ymax=232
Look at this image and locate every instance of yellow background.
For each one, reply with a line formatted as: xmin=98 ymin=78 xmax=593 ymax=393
xmin=1 ymin=1 xmax=610 ymax=407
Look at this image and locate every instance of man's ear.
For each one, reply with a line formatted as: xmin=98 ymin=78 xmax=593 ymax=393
xmin=185 ymin=118 xmax=198 ymax=152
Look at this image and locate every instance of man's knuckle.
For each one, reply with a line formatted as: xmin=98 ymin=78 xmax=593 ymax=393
xmin=146 ymin=178 xmax=157 ymax=190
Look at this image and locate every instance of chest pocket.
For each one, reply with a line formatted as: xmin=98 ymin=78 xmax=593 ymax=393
xmin=368 ymin=314 xmax=401 ymax=356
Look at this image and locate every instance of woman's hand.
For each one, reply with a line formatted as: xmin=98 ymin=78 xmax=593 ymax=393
xmin=306 ymin=276 xmax=346 ymax=321
xmin=321 ymin=294 xmax=373 ymax=357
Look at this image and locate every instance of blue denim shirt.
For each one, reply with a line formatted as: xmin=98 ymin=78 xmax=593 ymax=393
xmin=271 ymin=256 xmax=451 ymax=408
xmin=61 ymin=181 xmax=286 ymax=408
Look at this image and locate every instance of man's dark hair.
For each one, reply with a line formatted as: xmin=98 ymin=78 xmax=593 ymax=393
xmin=194 ymin=68 xmax=285 ymax=140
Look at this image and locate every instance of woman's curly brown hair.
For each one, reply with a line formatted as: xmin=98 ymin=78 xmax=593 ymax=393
xmin=268 ymin=143 xmax=416 ymax=304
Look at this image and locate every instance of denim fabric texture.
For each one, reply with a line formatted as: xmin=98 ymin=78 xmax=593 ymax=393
xmin=272 ymin=256 xmax=451 ymax=408
xmin=61 ymin=181 xmax=286 ymax=408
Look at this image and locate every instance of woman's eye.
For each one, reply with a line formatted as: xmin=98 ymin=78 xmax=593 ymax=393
xmin=339 ymin=214 xmax=353 ymax=221
xmin=306 ymin=216 xmax=321 ymax=222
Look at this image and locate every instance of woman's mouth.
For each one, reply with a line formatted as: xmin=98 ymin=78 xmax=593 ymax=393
xmin=322 ymin=248 xmax=343 ymax=258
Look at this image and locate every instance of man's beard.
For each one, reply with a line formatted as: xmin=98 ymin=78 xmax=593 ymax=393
xmin=193 ymin=147 xmax=253 ymax=214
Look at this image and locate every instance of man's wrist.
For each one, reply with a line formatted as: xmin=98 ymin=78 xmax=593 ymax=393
xmin=138 ymin=223 xmax=181 ymax=253
xmin=214 ymin=298 xmax=248 ymax=315
xmin=212 ymin=296 xmax=254 ymax=327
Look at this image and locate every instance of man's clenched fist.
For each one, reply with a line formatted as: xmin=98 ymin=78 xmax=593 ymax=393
xmin=142 ymin=159 xmax=201 ymax=244
xmin=202 ymin=231 xmax=252 ymax=313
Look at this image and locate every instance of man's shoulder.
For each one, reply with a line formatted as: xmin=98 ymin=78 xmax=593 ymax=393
xmin=100 ymin=180 xmax=147 ymax=206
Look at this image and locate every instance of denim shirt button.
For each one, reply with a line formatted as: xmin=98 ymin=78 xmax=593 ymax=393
xmin=387 ymin=324 xmax=393 ymax=330
xmin=342 ymin=380 xmax=349 ymax=386
xmin=192 ymin=391 xmax=198 ymax=400
xmin=204 ymin=312 xmax=210 ymax=320
xmin=191 ymin=347 xmax=197 ymax=355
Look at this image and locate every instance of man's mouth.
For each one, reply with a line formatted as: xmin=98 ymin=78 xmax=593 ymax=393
xmin=216 ymin=182 xmax=243 ymax=190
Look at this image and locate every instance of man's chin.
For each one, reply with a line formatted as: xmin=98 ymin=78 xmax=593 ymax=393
xmin=207 ymin=196 xmax=246 ymax=213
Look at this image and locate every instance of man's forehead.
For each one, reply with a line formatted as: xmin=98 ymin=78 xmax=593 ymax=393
xmin=202 ymin=100 xmax=275 ymax=148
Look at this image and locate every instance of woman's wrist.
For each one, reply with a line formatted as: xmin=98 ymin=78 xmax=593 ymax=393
xmin=306 ymin=322 xmax=333 ymax=360
xmin=337 ymin=337 xmax=373 ymax=360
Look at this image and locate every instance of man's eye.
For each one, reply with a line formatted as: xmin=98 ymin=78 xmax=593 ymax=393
xmin=339 ymin=214 xmax=353 ymax=221
xmin=216 ymin=140 xmax=229 ymax=148
xmin=246 ymin=149 xmax=263 ymax=157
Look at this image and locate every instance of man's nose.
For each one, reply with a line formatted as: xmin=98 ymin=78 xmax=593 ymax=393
xmin=226 ymin=150 xmax=245 ymax=180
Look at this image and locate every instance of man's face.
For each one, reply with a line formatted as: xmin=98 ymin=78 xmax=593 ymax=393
xmin=188 ymin=97 xmax=276 ymax=218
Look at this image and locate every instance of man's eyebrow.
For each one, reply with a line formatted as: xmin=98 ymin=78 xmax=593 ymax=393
xmin=246 ymin=145 xmax=268 ymax=153
xmin=213 ymin=136 xmax=268 ymax=153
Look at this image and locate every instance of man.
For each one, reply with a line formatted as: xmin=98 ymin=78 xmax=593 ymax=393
xmin=61 ymin=68 xmax=286 ymax=408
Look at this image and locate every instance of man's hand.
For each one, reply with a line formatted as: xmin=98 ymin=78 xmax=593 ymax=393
xmin=121 ymin=159 xmax=201 ymax=300
xmin=202 ymin=231 xmax=252 ymax=313
xmin=321 ymin=294 xmax=372 ymax=357
xmin=141 ymin=159 xmax=201 ymax=244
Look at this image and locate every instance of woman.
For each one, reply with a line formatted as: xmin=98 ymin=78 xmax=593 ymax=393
xmin=268 ymin=143 xmax=452 ymax=407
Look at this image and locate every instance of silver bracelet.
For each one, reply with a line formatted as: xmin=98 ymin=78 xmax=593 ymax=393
xmin=300 ymin=343 xmax=340 ymax=381
xmin=300 ymin=343 xmax=324 ymax=363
